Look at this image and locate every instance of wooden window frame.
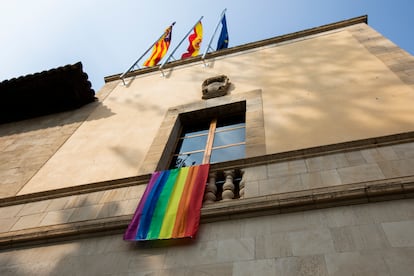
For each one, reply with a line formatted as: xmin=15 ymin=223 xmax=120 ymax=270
xmin=171 ymin=115 xmax=247 ymax=168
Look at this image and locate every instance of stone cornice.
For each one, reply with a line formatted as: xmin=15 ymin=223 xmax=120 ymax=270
xmin=0 ymin=175 xmax=412 ymax=249
xmin=104 ymin=15 xmax=368 ymax=83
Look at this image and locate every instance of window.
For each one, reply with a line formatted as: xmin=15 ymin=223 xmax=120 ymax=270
xmin=143 ymin=90 xmax=265 ymax=174
xmin=170 ymin=114 xmax=246 ymax=169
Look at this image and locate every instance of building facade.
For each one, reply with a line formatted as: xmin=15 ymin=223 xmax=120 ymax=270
xmin=1 ymin=15 xmax=414 ymax=275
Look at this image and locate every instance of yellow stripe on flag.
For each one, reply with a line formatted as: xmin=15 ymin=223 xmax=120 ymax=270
xmin=143 ymin=25 xmax=172 ymax=67
xmin=192 ymin=21 xmax=203 ymax=56
xmin=158 ymin=167 xmax=189 ymax=239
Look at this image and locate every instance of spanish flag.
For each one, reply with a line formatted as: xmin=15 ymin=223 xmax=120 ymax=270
xmin=143 ymin=24 xmax=174 ymax=67
xmin=181 ymin=21 xmax=203 ymax=59
xmin=124 ymin=164 xmax=209 ymax=241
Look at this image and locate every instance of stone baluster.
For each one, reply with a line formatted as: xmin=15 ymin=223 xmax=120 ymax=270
xmin=222 ymin=170 xmax=235 ymax=201
xmin=204 ymin=171 xmax=217 ymax=204
xmin=239 ymin=170 xmax=245 ymax=199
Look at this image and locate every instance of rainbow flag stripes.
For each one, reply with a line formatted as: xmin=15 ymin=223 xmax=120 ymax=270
xmin=124 ymin=164 xmax=209 ymax=241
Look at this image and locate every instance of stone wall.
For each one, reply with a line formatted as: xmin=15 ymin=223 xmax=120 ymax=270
xmin=0 ymin=184 xmax=144 ymax=234
xmin=243 ymin=141 xmax=414 ymax=197
xmin=348 ymin=22 xmax=414 ymax=88
xmin=0 ymin=138 xmax=412 ymax=251
xmin=0 ymin=106 xmax=94 ymax=198
xmin=1 ymin=198 xmax=413 ymax=275
xmin=12 ymin=22 xmax=414 ymax=194
xmin=0 ymin=82 xmax=116 ymax=199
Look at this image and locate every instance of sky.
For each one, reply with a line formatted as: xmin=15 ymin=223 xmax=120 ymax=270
xmin=1 ymin=1 xmax=413 ymax=92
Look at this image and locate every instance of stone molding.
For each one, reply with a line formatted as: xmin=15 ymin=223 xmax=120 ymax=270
xmin=0 ymin=174 xmax=150 ymax=208
xmin=0 ymin=175 xmax=413 ymax=249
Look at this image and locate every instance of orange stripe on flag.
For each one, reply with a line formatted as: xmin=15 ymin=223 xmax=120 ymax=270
xmin=171 ymin=166 xmax=198 ymax=238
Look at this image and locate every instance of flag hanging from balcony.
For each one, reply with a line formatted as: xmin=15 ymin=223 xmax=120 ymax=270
xmin=143 ymin=24 xmax=174 ymax=67
xmin=181 ymin=21 xmax=203 ymax=59
xmin=216 ymin=14 xmax=229 ymax=50
xmin=124 ymin=164 xmax=209 ymax=242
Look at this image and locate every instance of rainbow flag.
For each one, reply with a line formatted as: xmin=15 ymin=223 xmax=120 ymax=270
xmin=181 ymin=21 xmax=203 ymax=59
xmin=124 ymin=164 xmax=209 ymax=241
xmin=143 ymin=24 xmax=174 ymax=67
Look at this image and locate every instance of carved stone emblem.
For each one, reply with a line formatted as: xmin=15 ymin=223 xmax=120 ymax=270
xmin=201 ymin=75 xmax=230 ymax=100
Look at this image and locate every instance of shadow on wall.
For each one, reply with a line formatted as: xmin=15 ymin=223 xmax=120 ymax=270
xmin=0 ymin=101 xmax=116 ymax=198
xmin=0 ymin=197 xmax=136 ymax=275
xmin=0 ymin=195 xmax=197 ymax=275
xmin=225 ymin=31 xmax=414 ymax=152
xmin=0 ymin=101 xmax=115 ymax=137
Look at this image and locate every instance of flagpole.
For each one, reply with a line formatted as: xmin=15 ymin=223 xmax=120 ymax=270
xmin=202 ymin=8 xmax=227 ymax=60
xmin=120 ymin=22 xmax=175 ymax=84
xmin=159 ymin=16 xmax=204 ymax=71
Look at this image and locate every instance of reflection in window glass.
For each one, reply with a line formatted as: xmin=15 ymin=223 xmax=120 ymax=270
xmin=210 ymin=145 xmax=245 ymax=163
xmin=172 ymin=152 xmax=204 ymax=168
xmin=183 ymin=129 xmax=209 ymax=138
xmin=182 ymin=121 xmax=210 ymax=137
xmin=213 ymin=128 xmax=245 ymax=147
xmin=215 ymin=122 xmax=245 ymax=132
xmin=179 ymin=135 xmax=208 ymax=153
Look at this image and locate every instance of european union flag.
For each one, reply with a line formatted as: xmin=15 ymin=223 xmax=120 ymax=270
xmin=216 ymin=14 xmax=229 ymax=50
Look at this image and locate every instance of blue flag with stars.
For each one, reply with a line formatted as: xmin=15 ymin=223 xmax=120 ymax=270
xmin=216 ymin=14 xmax=229 ymax=50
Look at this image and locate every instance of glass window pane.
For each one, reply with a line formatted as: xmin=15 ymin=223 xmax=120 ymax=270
xmin=183 ymin=129 xmax=209 ymax=138
xmin=213 ymin=128 xmax=245 ymax=147
xmin=210 ymin=145 xmax=245 ymax=163
xmin=216 ymin=122 xmax=245 ymax=132
xmin=178 ymin=135 xmax=208 ymax=153
xmin=171 ymin=152 xmax=204 ymax=168
xmin=216 ymin=114 xmax=245 ymax=130
xmin=182 ymin=121 xmax=210 ymax=137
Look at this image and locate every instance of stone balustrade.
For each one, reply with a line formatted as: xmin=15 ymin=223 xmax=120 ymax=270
xmin=203 ymin=169 xmax=244 ymax=204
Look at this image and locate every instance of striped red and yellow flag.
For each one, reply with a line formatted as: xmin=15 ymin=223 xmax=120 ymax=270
xmin=181 ymin=21 xmax=203 ymax=59
xmin=143 ymin=25 xmax=173 ymax=67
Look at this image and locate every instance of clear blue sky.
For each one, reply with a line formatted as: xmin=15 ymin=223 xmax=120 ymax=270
xmin=1 ymin=0 xmax=413 ymax=91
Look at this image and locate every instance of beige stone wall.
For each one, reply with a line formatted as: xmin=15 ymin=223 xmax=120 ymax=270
xmin=6 ymin=23 xmax=414 ymax=195
xmin=1 ymin=199 xmax=413 ymax=275
xmin=0 ymin=82 xmax=116 ymax=198
xmin=0 ymin=103 xmax=98 ymax=198
xmin=0 ymin=184 xmax=144 ymax=234
xmin=1 ymin=140 xmax=411 ymax=236
xmin=243 ymin=141 xmax=414 ymax=197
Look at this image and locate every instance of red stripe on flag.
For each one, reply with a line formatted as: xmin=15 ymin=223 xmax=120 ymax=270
xmin=184 ymin=164 xmax=209 ymax=237
xmin=181 ymin=21 xmax=202 ymax=59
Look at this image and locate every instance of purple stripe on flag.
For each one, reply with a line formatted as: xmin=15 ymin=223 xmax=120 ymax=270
xmin=123 ymin=171 xmax=161 ymax=240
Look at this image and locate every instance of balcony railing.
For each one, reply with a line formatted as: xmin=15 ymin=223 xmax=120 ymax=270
xmin=203 ymin=169 xmax=245 ymax=204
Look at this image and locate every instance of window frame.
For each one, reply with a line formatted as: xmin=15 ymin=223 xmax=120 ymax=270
xmin=171 ymin=114 xmax=246 ymax=168
xmin=139 ymin=90 xmax=265 ymax=174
